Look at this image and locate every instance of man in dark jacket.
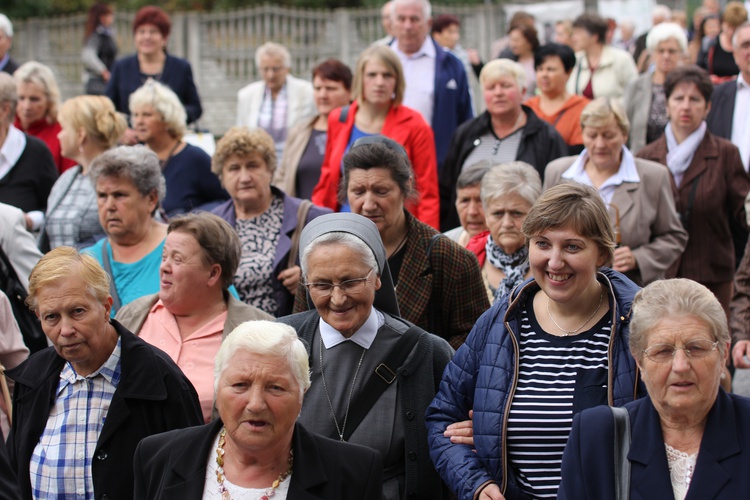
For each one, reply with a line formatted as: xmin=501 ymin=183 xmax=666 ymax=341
xmin=6 ymin=247 xmax=202 ymax=500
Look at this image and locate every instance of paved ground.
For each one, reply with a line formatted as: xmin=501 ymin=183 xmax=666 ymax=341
xmin=734 ymin=369 xmax=750 ymax=396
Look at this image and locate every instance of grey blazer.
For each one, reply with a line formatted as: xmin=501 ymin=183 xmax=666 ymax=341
xmin=623 ymin=73 xmax=653 ymax=154
xmin=544 ymin=155 xmax=688 ymax=285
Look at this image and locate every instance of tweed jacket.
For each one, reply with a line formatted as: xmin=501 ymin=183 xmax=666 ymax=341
xmin=544 ymin=155 xmax=688 ymax=285
xmin=236 ymin=74 xmax=316 ymax=131
xmin=623 ymin=72 xmax=655 ymax=154
xmin=293 ymin=210 xmax=488 ymax=347
xmin=6 ymin=321 xmax=203 ymax=500
xmin=273 ymin=115 xmax=320 ymax=196
xmin=637 ymin=133 xmax=750 ymax=284
xmin=277 ymin=310 xmax=454 ymax=500
xmin=134 ymin=420 xmax=384 ymax=499
xmin=558 ymin=390 xmax=750 ymax=500
xmin=706 ymin=79 xmax=738 ymax=140
xmin=567 ymin=44 xmax=638 ymax=99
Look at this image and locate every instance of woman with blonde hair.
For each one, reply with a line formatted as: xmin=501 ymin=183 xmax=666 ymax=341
xmin=311 ymin=44 xmax=439 ymax=228
xmin=13 ymin=61 xmax=76 ymax=173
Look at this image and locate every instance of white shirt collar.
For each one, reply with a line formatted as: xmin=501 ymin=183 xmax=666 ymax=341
xmin=0 ymin=126 xmax=26 ymax=181
xmin=391 ymin=35 xmax=436 ymax=60
xmin=562 ymin=146 xmax=640 ymax=186
xmin=737 ymin=73 xmax=750 ymax=90
xmin=319 ymin=308 xmax=385 ymax=349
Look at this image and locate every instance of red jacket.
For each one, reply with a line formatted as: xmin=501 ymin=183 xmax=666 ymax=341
xmin=14 ymin=117 xmax=76 ymax=174
xmin=311 ymin=101 xmax=440 ymax=229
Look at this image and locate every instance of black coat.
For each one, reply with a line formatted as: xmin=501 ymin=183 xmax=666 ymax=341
xmin=6 ymin=321 xmax=203 ymax=500
xmin=134 ymin=419 xmax=384 ymax=499
xmin=439 ymin=106 xmax=568 ymax=231
xmin=706 ymin=79 xmax=737 ymax=140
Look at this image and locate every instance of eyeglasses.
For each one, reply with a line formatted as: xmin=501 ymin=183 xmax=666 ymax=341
xmin=303 ymin=269 xmax=374 ymax=296
xmin=642 ymin=339 xmax=719 ymax=363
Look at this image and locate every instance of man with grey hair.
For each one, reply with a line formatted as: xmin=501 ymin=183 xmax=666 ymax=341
xmin=373 ymin=1 xmax=396 ymax=45
xmin=236 ymin=41 xmax=315 ymax=160
xmin=0 ymin=14 xmax=18 ymax=75
xmin=389 ymin=0 xmax=473 ymax=170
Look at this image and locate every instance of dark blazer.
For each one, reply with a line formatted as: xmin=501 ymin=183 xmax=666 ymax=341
xmin=0 ymin=438 xmax=20 ymax=500
xmin=0 ymin=135 xmax=58 ymax=215
xmin=637 ymin=132 xmax=750 ymax=284
xmin=106 ymin=53 xmax=202 ymax=123
xmin=6 ymin=321 xmax=203 ymax=500
xmin=1 ymin=57 xmax=19 ymax=75
xmin=558 ymin=390 xmax=750 ymax=500
xmin=134 ymin=419 xmax=384 ymax=499
xmin=706 ymin=80 xmax=737 ymax=140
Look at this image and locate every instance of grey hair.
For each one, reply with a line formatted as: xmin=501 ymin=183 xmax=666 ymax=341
xmin=392 ymin=0 xmax=432 ymax=20
xmin=255 ymin=42 xmax=291 ymax=69
xmin=732 ymin=21 xmax=750 ymax=47
xmin=646 ymin=22 xmax=688 ymax=52
xmin=480 ymin=161 xmax=542 ymax=209
xmin=89 ymin=145 xmax=166 ymax=206
xmin=300 ymin=232 xmax=378 ymax=279
xmin=629 ymin=278 xmax=730 ymax=360
xmin=128 ymin=80 xmax=187 ymax=139
xmin=652 ymin=4 xmax=672 ymax=22
xmin=457 ymin=161 xmax=491 ymax=190
xmin=214 ymin=321 xmax=311 ymax=402
xmin=0 ymin=72 xmax=16 ymax=125
xmin=480 ymin=58 xmax=526 ymax=92
xmin=0 ymin=14 xmax=12 ymax=37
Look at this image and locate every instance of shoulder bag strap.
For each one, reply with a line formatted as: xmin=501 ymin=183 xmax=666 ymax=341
xmin=681 ymin=171 xmax=703 ymax=229
xmin=101 ymin=240 xmax=122 ymax=312
xmin=611 ymin=406 xmax=631 ymax=500
xmin=332 ymin=326 xmax=422 ymax=442
xmin=0 ymin=362 xmax=10 ymax=427
xmin=338 ymin=105 xmax=350 ymax=124
xmin=287 ymin=200 xmax=312 ymax=269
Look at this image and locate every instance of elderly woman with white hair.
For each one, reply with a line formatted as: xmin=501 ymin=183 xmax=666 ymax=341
xmin=82 ymin=145 xmax=167 ymax=315
xmin=465 ymin=162 xmax=541 ymax=303
xmin=129 ymin=80 xmax=227 ymax=216
xmin=236 ymin=42 xmax=316 ymax=159
xmin=624 ymin=23 xmax=688 ymax=154
xmin=13 ymin=61 xmax=76 ymax=173
xmin=440 ymin=58 xmax=567 ymax=231
xmin=133 ymin=320 xmax=385 ymax=499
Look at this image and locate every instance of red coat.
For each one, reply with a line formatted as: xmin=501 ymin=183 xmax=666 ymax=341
xmin=14 ymin=117 xmax=76 ymax=174
xmin=311 ymin=101 xmax=440 ymax=229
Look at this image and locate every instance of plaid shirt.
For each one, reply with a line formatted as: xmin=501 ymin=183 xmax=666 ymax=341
xmin=29 ymin=338 xmax=122 ymax=499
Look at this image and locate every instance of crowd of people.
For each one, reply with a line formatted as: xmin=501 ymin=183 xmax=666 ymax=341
xmin=2 ymin=0 xmax=750 ymax=498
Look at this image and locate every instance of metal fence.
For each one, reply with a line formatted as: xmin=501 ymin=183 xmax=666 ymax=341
xmin=11 ymin=4 xmax=506 ymax=135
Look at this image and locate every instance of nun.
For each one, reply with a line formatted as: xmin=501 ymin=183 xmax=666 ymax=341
xmin=278 ymin=212 xmax=454 ymax=500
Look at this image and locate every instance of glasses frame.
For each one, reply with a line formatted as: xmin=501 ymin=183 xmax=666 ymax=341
xmin=303 ymin=269 xmax=375 ymax=297
xmin=642 ymin=339 xmax=719 ymax=363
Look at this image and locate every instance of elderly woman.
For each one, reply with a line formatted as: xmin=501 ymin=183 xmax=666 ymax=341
xmin=638 ymin=65 xmax=750 ymax=311
xmin=558 ymin=278 xmax=750 ymax=499
xmin=624 ymin=23 xmax=688 ymax=154
xmin=280 ymin=212 xmax=453 ymax=499
xmin=698 ymin=2 xmax=748 ymax=83
xmin=116 ymin=212 xmax=272 ymax=422
xmin=81 ymin=2 xmax=117 ymax=95
xmin=130 ymin=80 xmax=227 ymax=216
xmin=443 ymin=162 xmax=489 ymax=247
xmin=13 ymin=62 xmax=76 ymax=173
xmin=236 ymin=42 xmax=316 ymax=159
xmin=211 ymin=127 xmax=330 ymax=317
xmin=567 ymin=12 xmax=638 ymax=99
xmin=83 ymin=145 xmax=167 ymax=315
xmin=106 ymin=5 xmax=202 ymax=143
xmin=274 ymin=58 xmax=352 ymax=199
xmin=301 ymin=137 xmax=488 ymax=347
xmin=39 ymin=95 xmax=126 ymax=251
xmin=0 ymin=73 xmax=57 ymax=231
xmin=312 ymin=44 xmax=439 ymax=228
xmin=426 ymin=183 xmax=642 ymax=500
xmin=440 ymin=58 xmax=567 ymax=231
xmin=466 ymin=162 xmax=541 ymax=304
xmin=133 ymin=320 xmax=384 ymax=498
xmin=525 ymin=43 xmax=590 ymax=154
xmin=7 ymin=247 xmax=202 ymax=500
xmin=545 ymin=98 xmax=688 ymax=286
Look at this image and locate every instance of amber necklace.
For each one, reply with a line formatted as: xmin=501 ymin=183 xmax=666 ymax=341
xmin=215 ymin=427 xmax=293 ymax=500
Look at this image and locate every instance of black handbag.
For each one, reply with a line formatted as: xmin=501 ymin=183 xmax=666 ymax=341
xmin=0 ymin=246 xmax=47 ymax=353
xmin=611 ymin=406 xmax=631 ymax=500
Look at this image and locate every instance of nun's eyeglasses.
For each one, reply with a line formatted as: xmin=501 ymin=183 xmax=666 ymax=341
xmin=303 ymin=269 xmax=374 ymax=296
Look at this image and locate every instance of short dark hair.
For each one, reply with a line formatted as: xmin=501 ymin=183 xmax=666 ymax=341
xmin=432 ymin=14 xmax=460 ymax=34
xmin=340 ymin=139 xmax=416 ymax=205
xmin=664 ymin=65 xmax=713 ymax=103
xmin=534 ymin=42 xmax=576 ymax=72
xmin=509 ymin=11 xmax=534 ymax=30
xmin=572 ymin=12 xmax=608 ymax=44
xmin=509 ymin=23 xmax=540 ymax=51
xmin=133 ymin=6 xmax=171 ymax=38
xmin=312 ymin=59 xmax=353 ymax=91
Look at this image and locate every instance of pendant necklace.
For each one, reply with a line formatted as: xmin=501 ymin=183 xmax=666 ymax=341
xmin=546 ymin=283 xmax=603 ymax=336
xmin=319 ymin=334 xmax=366 ymax=441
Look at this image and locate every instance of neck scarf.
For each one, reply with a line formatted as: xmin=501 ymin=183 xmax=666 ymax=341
xmin=665 ymin=121 xmax=706 ymax=187
xmin=485 ymin=236 xmax=529 ymax=302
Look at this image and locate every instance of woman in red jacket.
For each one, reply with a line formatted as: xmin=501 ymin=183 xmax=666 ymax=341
xmin=311 ymin=45 xmax=440 ymax=228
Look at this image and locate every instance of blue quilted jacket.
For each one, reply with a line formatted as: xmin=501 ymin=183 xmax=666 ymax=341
xmin=425 ymin=268 xmax=643 ymax=500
